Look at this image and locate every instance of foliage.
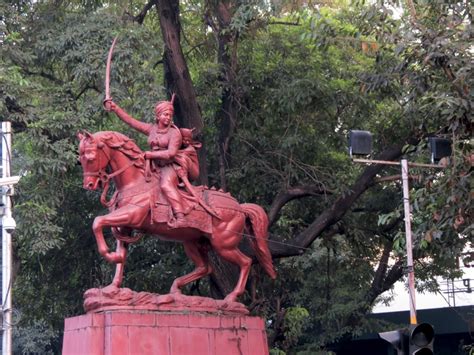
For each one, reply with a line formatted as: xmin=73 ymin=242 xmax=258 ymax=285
xmin=355 ymin=1 xmax=473 ymax=239
xmin=13 ymin=319 xmax=58 ymax=354
xmin=1 ymin=0 xmax=471 ymax=353
xmin=268 ymin=236 xmax=382 ymax=352
xmin=282 ymin=306 xmax=310 ymax=350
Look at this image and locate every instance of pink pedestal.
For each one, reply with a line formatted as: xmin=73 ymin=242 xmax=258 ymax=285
xmin=62 ymin=311 xmax=269 ymax=355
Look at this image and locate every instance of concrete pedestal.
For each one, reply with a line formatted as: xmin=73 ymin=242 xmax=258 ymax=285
xmin=62 ymin=311 xmax=269 ymax=355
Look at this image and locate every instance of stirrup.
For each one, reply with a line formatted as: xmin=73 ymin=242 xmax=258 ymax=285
xmin=168 ymin=214 xmax=186 ymax=228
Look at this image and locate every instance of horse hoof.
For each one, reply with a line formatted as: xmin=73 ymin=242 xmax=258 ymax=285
xmin=224 ymin=294 xmax=238 ymax=303
xmin=169 ymin=287 xmax=182 ymax=295
xmin=101 ymin=284 xmax=120 ymax=297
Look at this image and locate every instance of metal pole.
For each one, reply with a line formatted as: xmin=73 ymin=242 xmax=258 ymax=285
xmin=401 ymin=158 xmax=417 ymax=325
xmin=352 ymin=158 xmax=445 ymax=169
xmin=2 ymin=122 xmax=13 ymax=355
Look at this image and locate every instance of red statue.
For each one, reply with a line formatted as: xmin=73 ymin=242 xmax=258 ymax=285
xmin=76 ymin=39 xmax=275 ymax=308
xmin=77 ymin=130 xmax=276 ymax=304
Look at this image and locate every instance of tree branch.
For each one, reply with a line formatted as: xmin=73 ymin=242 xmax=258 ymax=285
xmin=367 ymin=244 xmax=395 ymax=304
xmin=74 ymin=84 xmax=100 ymax=101
xmin=22 ymin=68 xmax=64 ymax=85
xmin=269 ymin=136 xmax=421 ymax=258
xmin=134 ymin=0 xmax=157 ymax=24
xmin=268 ymin=184 xmax=333 ymax=226
xmin=156 ymin=0 xmax=208 ymax=184
xmin=268 ymin=20 xmax=300 ymax=26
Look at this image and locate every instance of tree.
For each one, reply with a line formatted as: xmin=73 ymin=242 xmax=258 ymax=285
xmin=1 ymin=0 xmax=471 ymax=353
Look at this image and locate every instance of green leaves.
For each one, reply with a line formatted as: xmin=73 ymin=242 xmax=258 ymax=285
xmin=283 ymin=306 xmax=310 ymax=349
xmin=3 ymin=1 xmax=472 ymax=353
xmin=13 ymin=319 xmax=58 ymax=355
xmin=16 ymin=200 xmax=65 ymax=255
xmin=377 ymin=210 xmax=401 ymax=227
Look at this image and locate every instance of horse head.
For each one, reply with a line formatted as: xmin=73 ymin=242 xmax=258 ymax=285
xmin=78 ymin=131 xmax=146 ymax=193
xmin=77 ymin=131 xmax=111 ymax=191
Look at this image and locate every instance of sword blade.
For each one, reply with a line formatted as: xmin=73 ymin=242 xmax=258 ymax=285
xmin=105 ymin=36 xmax=118 ymax=101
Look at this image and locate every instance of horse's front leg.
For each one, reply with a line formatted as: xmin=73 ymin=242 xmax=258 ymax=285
xmin=109 ymin=227 xmax=135 ymax=288
xmin=92 ymin=208 xmax=140 ymax=263
xmin=111 ymin=240 xmax=127 ymax=287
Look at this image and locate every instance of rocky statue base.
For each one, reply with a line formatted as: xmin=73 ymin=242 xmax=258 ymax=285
xmin=62 ymin=288 xmax=269 ymax=355
xmin=83 ymin=285 xmax=249 ymax=315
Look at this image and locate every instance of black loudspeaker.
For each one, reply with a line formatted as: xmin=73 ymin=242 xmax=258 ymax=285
xmin=428 ymin=137 xmax=451 ymax=163
xmin=349 ymin=130 xmax=373 ymax=157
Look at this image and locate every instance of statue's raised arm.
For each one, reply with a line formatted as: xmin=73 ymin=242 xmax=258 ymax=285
xmin=104 ymin=100 xmax=151 ymax=135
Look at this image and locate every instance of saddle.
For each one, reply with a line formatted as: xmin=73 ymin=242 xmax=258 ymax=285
xmin=150 ymin=185 xmax=213 ymax=234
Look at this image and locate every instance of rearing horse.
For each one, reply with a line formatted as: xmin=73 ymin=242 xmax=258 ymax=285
xmin=78 ymin=131 xmax=276 ymax=302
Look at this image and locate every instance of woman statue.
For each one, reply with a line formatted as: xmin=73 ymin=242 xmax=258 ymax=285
xmin=104 ymin=96 xmax=187 ymax=227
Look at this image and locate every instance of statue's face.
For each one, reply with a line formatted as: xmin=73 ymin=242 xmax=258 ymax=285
xmin=156 ymin=109 xmax=173 ymax=126
xmin=182 ymin=136 xmax=192 ymax=146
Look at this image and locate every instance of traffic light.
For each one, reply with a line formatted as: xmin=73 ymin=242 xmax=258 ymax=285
xmin=379 ymin=323 xmax=434 ymax=355
xmin=379 ymin=328 xmax=405 ymax=355
xmin=408 ymin=323 xmax=434 ymax=355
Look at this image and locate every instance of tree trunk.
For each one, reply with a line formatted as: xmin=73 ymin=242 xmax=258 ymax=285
xmin=156 ymin=0 xmax=209 ymax=184
xmin=216 ymin=32 xmax=238 ymax=191
xmin=208 ymin=0 xmax=239 ymax=191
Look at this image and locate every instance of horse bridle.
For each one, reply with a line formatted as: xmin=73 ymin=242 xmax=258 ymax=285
xmin=83 ymin=139 xmax=135 ymax=208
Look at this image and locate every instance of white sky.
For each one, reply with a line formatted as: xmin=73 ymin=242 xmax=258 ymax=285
xmin=373 ymin=258 xmax=474 ymax=313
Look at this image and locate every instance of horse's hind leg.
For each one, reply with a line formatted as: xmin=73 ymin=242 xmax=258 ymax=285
xmin=170 ymin=241 xmax=212 ymax=294
xmin=213 ymin=246 xmax=251 ymax=302
xmin=210 ymin=229 xmax=251 ymax=302
xmin=211 ymin=215 xmax=251 ymax=302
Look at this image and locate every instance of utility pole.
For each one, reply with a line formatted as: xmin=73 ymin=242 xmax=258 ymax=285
xmin=349 ymin=131 xmax=449 ymax=355
xmin=401 ymin=159 xmax=417 ymax=325
xmin=1 ymin=122 xmax=19 ymax=355
xmin=352 ymin=156 xmax=443 ymax=324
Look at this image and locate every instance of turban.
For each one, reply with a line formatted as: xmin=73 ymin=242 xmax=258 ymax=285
xmin=154 ymin=94 xmax=175 ymax=116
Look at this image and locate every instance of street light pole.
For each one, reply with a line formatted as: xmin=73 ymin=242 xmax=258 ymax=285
xmin=1 ymin=122 xmax=14 ymax=355
xmin=349 ymin=130 xmax=448 ymax=354
xmin=401 ymin=159 xmax=417 ymax=325
xmin=352 ymin=157 xmax=444 ymax=325
xmin=350 ymin=156 xmax=444 ymax=326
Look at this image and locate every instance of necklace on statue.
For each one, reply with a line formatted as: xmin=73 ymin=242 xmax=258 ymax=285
xmin=155 ymin=125 xmax=170 ymax=134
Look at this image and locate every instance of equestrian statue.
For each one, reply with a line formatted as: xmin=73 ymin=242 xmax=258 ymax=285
xmin=77 ymin=38 xmax=276 ymax=311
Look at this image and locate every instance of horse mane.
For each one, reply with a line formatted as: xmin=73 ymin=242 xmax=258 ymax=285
xmin=94 ymin=131 xmax=145 ymax=171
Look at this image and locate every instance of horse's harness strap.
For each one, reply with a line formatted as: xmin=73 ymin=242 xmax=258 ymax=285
xmin=84 ymin=141 xmax=136 ymax=208
xmin=83 ymin=144 xmax=135 ymax=184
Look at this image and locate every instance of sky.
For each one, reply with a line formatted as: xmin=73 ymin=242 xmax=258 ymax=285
xmin=373 ymin=252 xmax=474 ymax=313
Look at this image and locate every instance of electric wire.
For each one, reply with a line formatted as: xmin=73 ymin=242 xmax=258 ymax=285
xmin=417 ymin=260 xmax=474 ymax=338
xmin=62 ymin=178 xmax=414 ymax=274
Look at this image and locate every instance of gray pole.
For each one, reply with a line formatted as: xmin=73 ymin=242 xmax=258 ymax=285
xmin=2 ymin=121 xmax=13 ymax=355
xmin=401 ymin=158 xmax=417 ymax=325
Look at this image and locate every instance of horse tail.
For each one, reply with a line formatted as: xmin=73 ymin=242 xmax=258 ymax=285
xmin=241 ymin=203 xmax=277 ymax=280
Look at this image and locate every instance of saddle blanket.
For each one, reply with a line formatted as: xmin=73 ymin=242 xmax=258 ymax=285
xmin=151 ymin=199 xmax=212 ymax=235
